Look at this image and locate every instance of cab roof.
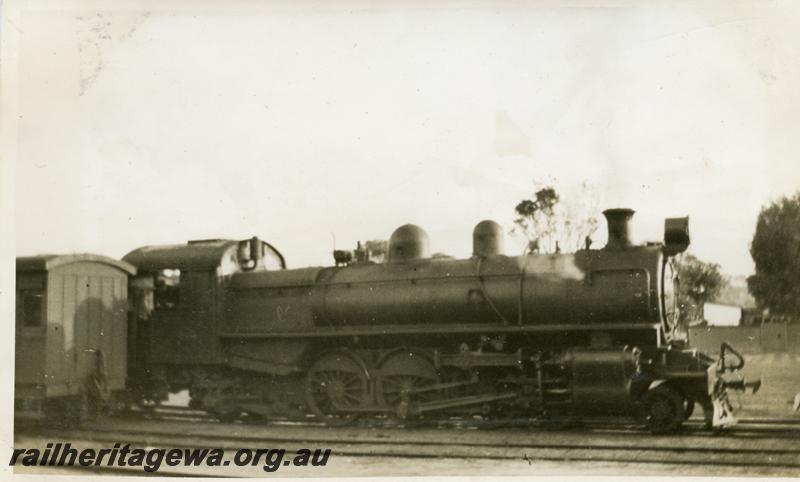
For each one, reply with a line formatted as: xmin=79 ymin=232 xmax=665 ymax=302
xmin=123 ymin=239 xmax=241 ymax=272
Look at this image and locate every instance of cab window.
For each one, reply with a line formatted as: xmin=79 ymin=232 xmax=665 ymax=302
xmin=154 ymin=268 xmax=181 ymax=309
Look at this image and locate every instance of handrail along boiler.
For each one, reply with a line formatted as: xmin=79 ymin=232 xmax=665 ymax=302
xmin=125 ymin=209 xmax=759 ymax=433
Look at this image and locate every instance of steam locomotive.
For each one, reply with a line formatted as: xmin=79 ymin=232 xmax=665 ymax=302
xmin=121 ymin=208 xmax=758 ymax=433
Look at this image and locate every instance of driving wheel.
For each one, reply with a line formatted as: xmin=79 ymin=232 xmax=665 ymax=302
xmin=305 ymin=352 xmax=369 ymax=425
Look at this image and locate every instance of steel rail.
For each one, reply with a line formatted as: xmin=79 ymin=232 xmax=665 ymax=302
xmin=72 ymin=407 xmax=800 ymax=442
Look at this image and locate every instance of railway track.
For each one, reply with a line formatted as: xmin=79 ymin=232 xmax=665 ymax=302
xmin=113 ymin=405 xmax=800 ymax=440
xmin=15 ymin=414 xmax=800 ymax=476
xmin=19 ymin=403 xmax=800 ymax=441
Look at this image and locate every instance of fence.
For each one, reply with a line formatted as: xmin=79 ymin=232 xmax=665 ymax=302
xmin=688 ymin=322 xmax=800 ymax=354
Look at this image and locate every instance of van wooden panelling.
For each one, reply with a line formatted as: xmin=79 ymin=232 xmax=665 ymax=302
xmin=15 ymin=255 xmax=135 ymax=407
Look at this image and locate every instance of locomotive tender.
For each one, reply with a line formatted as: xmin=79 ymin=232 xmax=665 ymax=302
xmin=124 ymin=209 xmax=758 ymax=433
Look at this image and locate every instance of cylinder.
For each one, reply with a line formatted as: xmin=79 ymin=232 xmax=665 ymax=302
xmin=603 ymin=208 xmax=635 ymax=250
xmin=472 ymin=220 xmax=504 ymax=257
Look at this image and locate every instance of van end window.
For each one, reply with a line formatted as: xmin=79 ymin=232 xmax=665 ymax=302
xmin=21 ymin=290 xmax=43 ymax=327
xmin=154 ymin=268 xmax=180 ymax=309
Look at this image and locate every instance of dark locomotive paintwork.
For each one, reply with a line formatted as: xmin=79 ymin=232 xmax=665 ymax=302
xmin=123 ymin=239 xmax=286 ymax=367
xmin=216 ymin=246 xmax=670 ymax=381
xmin=225 ymin=246 xmax=664 ymax=332
xmin=119 ymin=209 xmax=756 ymax=433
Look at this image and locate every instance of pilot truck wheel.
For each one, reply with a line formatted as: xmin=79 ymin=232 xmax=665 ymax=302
xmin=642 ymin=385 xmax=686 ymax=434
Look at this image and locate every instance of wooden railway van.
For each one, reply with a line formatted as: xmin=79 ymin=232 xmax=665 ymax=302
xmin=15 ymin=254 xmax=136 ymax=419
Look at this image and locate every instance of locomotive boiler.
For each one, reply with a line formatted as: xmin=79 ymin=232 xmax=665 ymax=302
xmin=124 ymin=209 xmax=758 ymax=433
xmin=226 ymin=209 xmax=675 ymax=337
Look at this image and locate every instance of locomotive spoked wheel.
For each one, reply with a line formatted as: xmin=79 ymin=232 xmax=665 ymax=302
xmin=642 ymin=386 xmax=686 ymax=434
xmin=376 ymin=349 xmax=440 ymax=418
xmin=305 ymin=352 xmax=369 ymax=425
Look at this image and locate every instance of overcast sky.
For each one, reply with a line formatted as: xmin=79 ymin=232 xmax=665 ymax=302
xmin=8 ymin=0 xmax=800 ymax=275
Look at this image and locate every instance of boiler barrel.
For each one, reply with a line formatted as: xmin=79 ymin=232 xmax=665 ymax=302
xmin=228 ymin=246 xmax=664 ymax=331
xmin=320 ymin=249 xmax=660 ymax=326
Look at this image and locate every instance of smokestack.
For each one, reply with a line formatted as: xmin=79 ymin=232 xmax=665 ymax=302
xmin=603 ymin=208 xmax=635 ymax=250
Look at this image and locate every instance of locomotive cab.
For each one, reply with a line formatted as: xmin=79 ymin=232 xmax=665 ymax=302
xmin=123 ymin=238 xmax=285 ymax=401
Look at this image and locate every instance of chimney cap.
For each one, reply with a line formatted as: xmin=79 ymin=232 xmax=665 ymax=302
xmin=602 ymin=208 xmax=635 ymax=217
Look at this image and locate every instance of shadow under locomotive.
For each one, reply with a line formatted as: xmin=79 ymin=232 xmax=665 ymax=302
xmin=124 ymin=209 xmax=759 ymax=434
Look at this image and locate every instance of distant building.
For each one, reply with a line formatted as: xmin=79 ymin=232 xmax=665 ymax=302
xmin=715 ymin=275 xmax=757 ymax=309
xmin=703 ymin=302 xmax=743 ymax=327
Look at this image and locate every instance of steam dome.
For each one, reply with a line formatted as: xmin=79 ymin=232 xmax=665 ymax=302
xmin=388 ymin=224 xmax=430 ymax=263
xmin=472 ymin=220 xmax=504 ymax=257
